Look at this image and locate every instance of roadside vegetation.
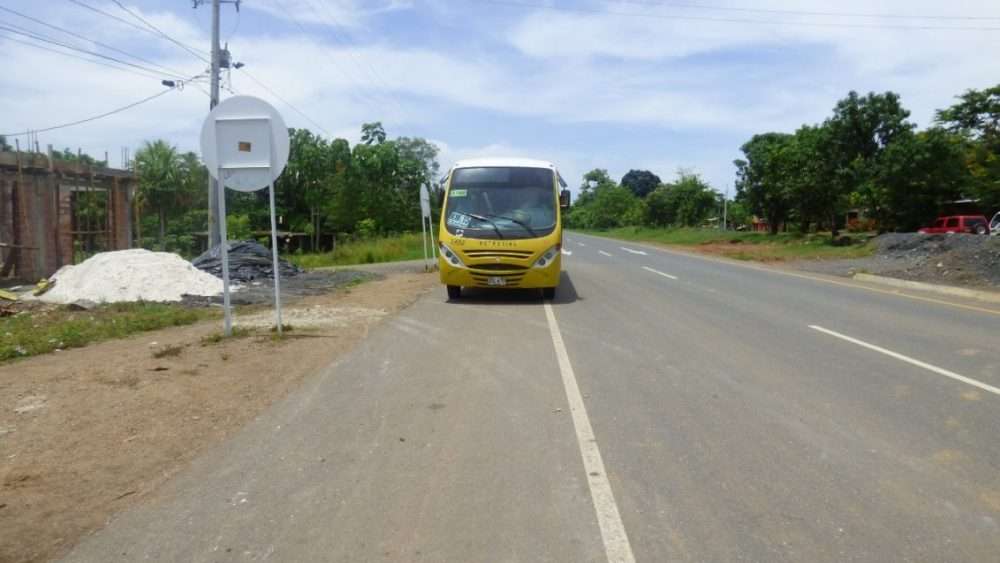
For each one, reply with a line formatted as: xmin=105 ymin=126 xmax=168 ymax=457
xmin=288 ymin=232 xmax=426 ymax=268
xmin=1 ymin=303 xmax=214 ymax=361
xmin=566 ymin=84 xmax=999 ymax=237
xmin=578 ymin=227 xmax=876 ymax=262
xmin=126 ymin=121 xmax=441 ymax=258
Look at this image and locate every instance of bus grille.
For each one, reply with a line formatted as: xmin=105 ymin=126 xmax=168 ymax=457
xmin=469 ymin=263 xmax=528 ymax=271
xmin=463 ymin=249 xmax=534 ymax=260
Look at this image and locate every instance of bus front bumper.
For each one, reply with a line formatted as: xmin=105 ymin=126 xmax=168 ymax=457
xmin=439 ymin=255 xmax=561 ymax=289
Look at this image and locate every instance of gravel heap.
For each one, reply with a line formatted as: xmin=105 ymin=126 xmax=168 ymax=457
xmin=41 ymin=249 xmax=226 ymax=304
xmin=192 ymin=240 xmax=303 ymax=282
xmin=871 ymin=233 xmax=1000 ymax=286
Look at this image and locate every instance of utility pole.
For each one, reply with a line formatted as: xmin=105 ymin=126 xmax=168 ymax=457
xmin=207 ymin=0 xmax=221 ymax=247
xmin=195 ymin=0 xmax=239 ymax=247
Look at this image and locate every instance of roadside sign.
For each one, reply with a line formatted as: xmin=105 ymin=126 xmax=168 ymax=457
xmin=200 ymin=96 xmax=290 ymax=191
xmin=199 ymin=95 xmax=291 ymax=337
xmin=420 ymin=184 xmax=431 ymax=218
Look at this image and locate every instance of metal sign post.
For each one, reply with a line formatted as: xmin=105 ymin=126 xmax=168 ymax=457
xmin=216 ymin=164 xmax=232 ymax=334
xmin=201 ymin=96 xmax=290 ymax=337
xmin=419 ymin=183 xmax=431 ymax=271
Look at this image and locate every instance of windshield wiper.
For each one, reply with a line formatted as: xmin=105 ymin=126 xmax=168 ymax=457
xmin=466 ymin=213 xmax=504 ymax=239
xmin=486 ymin=214 xmax=537 ymax=237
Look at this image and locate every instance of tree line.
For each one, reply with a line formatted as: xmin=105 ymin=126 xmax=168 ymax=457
xmin=568 ymin=83 xmax=1000 ymax=235
xmin=565 ymin=168 xmax=737 ymax=230
xmin=132 ymin=122 xmax=440 ymax=255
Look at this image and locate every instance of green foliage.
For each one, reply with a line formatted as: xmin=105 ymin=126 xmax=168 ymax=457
xmin=620 ymin=169 xmax=661 ymax=198
xmin=226 ymin=214 xmax=253 ymax=240
xmin=0 ymin=135 xmax=11 ymax=151
xmin=131 ymin=122 xmax=440 ymax=257
xmin=288 ymin=233 xmax=425 ymax=268
xmin=936 ymin=84 xmax=1000 ymax=213
xmin=355 ymin=218 xmax=377 ymax=239
xmin=1 ymin=303 xmax=212 ymax=361
xmin=566 ymin=169 xmax=642 ymax=229
xmin=734 ymin=132 xmax=794 ymax=234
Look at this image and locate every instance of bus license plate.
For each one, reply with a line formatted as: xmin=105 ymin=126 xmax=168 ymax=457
xmin=487 ymin=276 xmax=506 ymax=287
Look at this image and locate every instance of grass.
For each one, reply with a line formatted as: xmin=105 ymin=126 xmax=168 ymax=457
xmin=199 ymin=326 xmax=253 ymax=345
xmin=289 ymin=233 xmax=427 ymax=269
xmin=576 ymin=227 xmax=876 ymax=262
xmin=1 ymin=303 xmax=215 ymax=362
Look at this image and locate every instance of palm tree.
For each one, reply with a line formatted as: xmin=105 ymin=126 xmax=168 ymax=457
xmin=134 ymin=140 xmax=182 ymax=250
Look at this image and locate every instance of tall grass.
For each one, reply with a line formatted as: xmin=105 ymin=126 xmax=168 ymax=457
xmin=289 ymin=232 xmax=428 ymax=269
xmin=577 ymin=227 xmax=875 ymax=261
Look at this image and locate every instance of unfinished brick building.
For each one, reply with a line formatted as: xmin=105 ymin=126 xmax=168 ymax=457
xmin=0 ymin=151 xmax=135 ymax=281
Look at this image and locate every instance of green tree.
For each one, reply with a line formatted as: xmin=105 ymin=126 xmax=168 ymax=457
xmin=134 ymin=140 xmax=184 ymax=249
xmin=824 ymin=91 xmax=915 ymax=231
xmin=620 ymin=169 xmax=661 ymax=198
xmin=665 ymin=172 xmax=718 ymax=227
xmin=876 ymin=127 xmax=967 ymax=231
xmin=936 ymin=84 xmax=1000 ymax=213
xmin=0 ymin=136 xmax=11 ymax=151
xmin=734 ymin=133 xmax=794 ymax=234
xmin=645 ymin=171 xmax=718 ymax=227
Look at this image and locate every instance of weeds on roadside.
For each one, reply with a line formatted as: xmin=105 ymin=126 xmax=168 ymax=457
xmin=1 ymin=303 xmax=214 ymax=362
xmin=152 ymin=344 xmax=185 ymax=359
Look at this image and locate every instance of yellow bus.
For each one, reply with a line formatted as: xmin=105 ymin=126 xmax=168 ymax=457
xmin=438 ymin=158 xmax=570 ymax=300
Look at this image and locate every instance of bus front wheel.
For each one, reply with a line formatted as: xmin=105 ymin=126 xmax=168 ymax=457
xmin=447 ymin=285 xmax=462 ymax=300
xmin=542 ymin=287 xmax=556 ymax=300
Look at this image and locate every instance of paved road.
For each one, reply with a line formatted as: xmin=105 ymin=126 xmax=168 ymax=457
xmin=65 ymin=232 xmax=1000 ymax=562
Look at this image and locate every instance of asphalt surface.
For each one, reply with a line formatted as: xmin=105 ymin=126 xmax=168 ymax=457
xmin=64 ymin=232 xmax=1000 ymax=562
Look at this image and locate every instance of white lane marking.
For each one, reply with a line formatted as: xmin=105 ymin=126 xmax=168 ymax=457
xmin=642 ymin=266 xmax=678 ymax=280
xmin=544 ymin=303 xmax=636 ymax=563
xmin=562 ymin=249 xmax=573 ymax=256
xmin=809 ymin=325 xmax=1000 ymax=397
xmin=598 ymin=250 xmax=613 ymax=257
xmin=577 ymin=242 xmax=586 ymax=247
xmin=620 ymin=247 xmax=647 ymax=256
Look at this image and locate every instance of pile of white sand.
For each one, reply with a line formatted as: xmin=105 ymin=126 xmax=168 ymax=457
xmin=41 ymin=249 xmax=226 ymax=304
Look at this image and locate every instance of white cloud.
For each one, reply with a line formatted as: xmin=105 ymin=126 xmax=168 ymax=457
xmin=243 ymin=0 xmax=410 ymax=29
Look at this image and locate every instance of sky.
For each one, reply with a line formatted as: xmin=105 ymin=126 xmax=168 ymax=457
xmin=2 ymin=0 xmax=1000 ymax=195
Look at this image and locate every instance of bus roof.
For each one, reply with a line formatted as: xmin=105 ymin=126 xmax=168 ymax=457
xmin=450 ymin=158 xmax=566 ymax=187
xmin=452 ymin=157 xmax=557 ymax=171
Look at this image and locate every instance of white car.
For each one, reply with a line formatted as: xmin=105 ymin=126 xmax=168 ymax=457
xmin=991 ymin=212 xmax=1000 ymax=236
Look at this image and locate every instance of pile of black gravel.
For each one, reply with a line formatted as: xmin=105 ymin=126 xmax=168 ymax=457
xmin=871 ymin=233 xmax=1000 ymax=287
xmin=192 ymin=240 xmax=303 ymax=282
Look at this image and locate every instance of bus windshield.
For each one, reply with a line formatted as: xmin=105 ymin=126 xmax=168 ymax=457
xmin=444 ymin=167 xmax=556 ymax=239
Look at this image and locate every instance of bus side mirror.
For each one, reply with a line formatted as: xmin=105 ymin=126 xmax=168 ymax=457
xmin=560 ymin=189 xmax=571 ymax=208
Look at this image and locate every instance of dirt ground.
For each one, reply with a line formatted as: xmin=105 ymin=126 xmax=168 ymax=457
xmin=0 ymin=272 xmax=437 ymax=563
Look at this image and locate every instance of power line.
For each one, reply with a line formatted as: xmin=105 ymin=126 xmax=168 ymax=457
xmin=615 ymin=0 xmax=1000 ymax=21
xmin=482 ymin=0 xmax=1000 ymax=31
xmin=104 ymin=0 xmax=210 ymax=63
xmin=0 ymin=23 xmax=188 ymax=78
xmin=0 ymin=31 xmax=168 ymax=81
xmin=0 ymin=5 xmax=192 ymax=79
xmin=0 ymin=87 xmax=178 ymax=137
xmin=305 ymin=0 xmax=405 ymax=115
xmin=270 ymin=0 xmax=387 ymax=115
xmin=237 ymin=68 xmax=332 ymax=136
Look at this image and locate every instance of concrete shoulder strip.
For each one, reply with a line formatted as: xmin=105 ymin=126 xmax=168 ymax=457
xmin=853 ymin=273 xmax=1000 ymax=304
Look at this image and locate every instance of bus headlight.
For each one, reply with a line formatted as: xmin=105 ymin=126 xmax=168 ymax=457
xmin=533 ymin=245 xmax=559 ymax=269
xmin=439 ymin=242 xmax=467 ymax=268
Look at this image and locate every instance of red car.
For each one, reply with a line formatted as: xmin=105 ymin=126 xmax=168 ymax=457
xmin=918 ymin=215 xmax=990 ymax=235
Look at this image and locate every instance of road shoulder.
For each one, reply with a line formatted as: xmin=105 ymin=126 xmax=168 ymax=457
xmin=0 ymin=272 xmax=437 ymax=563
